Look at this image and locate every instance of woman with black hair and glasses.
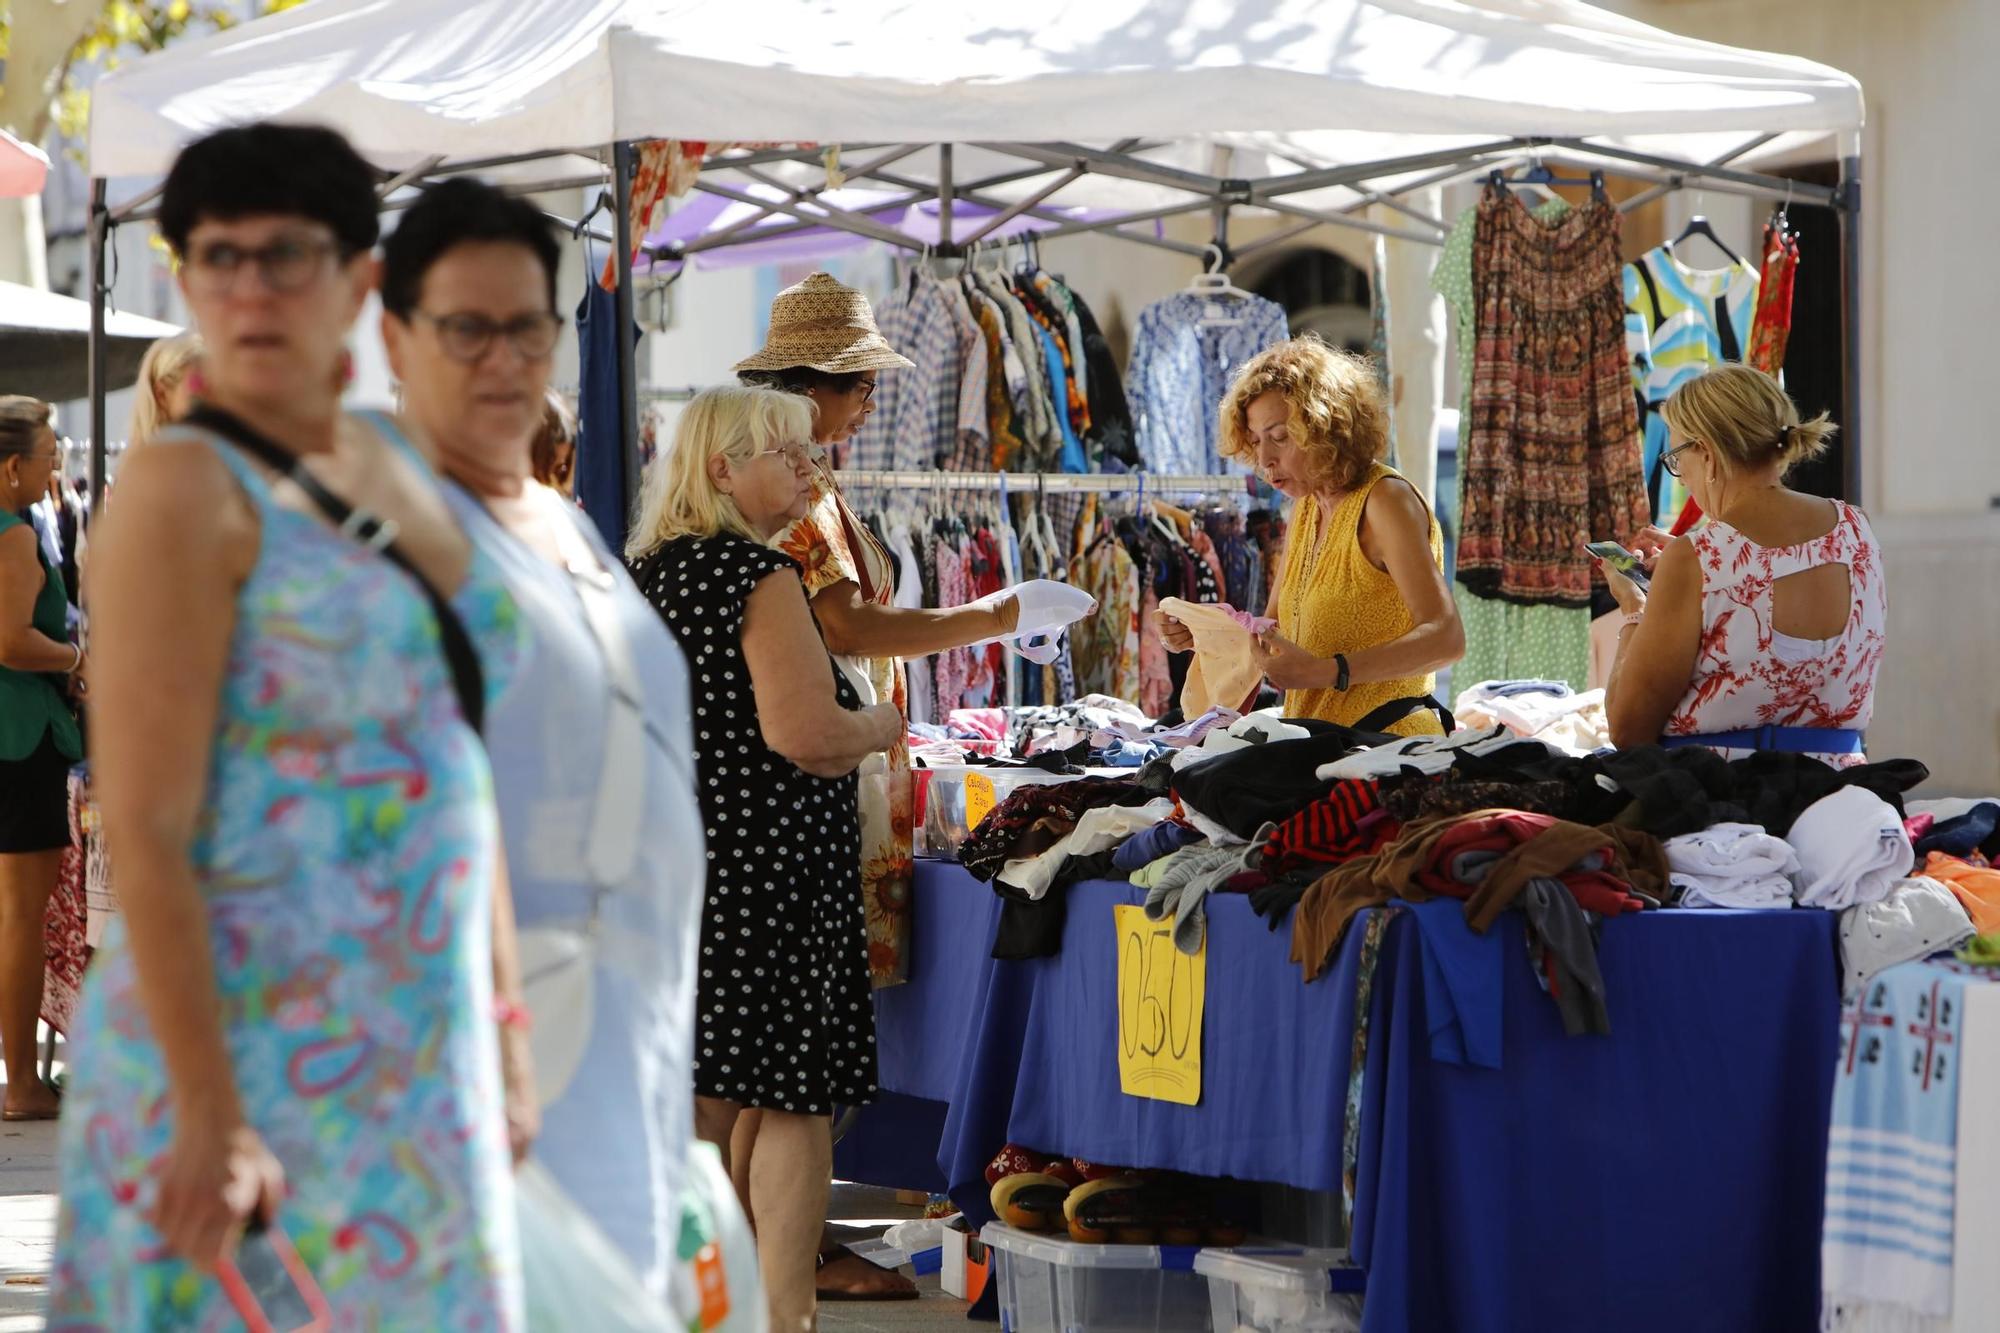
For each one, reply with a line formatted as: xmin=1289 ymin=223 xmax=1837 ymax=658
xmin=51 ymin=124 xmax=526 ymax=1326
xmin=378 ymin=176 xmax=708 ymax=1300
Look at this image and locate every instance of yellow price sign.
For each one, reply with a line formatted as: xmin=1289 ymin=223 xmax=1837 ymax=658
xmin=1114 ymin=904 xmax=1205 ymax=1105
xmin=962 ymin=772 xmax=998 ymax=831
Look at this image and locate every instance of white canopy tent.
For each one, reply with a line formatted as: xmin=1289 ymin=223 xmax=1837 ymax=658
xmin=80 ymin=0 xmax=1866 ymax=500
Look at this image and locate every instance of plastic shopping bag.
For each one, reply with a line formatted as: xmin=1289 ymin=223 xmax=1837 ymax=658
xmin=670 ymin=1142 xmax=767 ymax=1333
xmin=517 ymin=1158 xmax=682 ymax=1332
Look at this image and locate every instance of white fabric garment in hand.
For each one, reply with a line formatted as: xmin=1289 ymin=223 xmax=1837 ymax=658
xmin=1455 ymin=686 xmax=1611 ymax=756
xmin=997 ymin=797 xmax=1176 ymax=899
xmin=971 ymin=578 xmax=1097 ymax=664
xmin=1837 ymin=877 xmax=1976 ymax=1002
xmin=1315 ymin=725 xmax=1539 ymax=781
xmin=1665 ymin=822 xmax=1800 ymax=910
xmin=1788 ymin=786 xmax=1914 ymax=910
xmin=1170 ymin=708 xmax=1312 ymax=771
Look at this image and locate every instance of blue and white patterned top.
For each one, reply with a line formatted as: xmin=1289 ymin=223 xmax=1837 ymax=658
xmin=1125 ymin=290 xmax=1289 ymax=475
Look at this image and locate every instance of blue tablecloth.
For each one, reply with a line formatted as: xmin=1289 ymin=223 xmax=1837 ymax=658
xmin=852 ymin=862 xmax=1842 ymax=1332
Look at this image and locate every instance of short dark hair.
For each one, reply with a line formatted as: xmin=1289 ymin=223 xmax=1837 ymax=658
xmin=379 ymin=178 xmax=561 ymax=321
xmin=159 ymin=123 xmax=379 ymax=259
xmin=737 ymin=366 xmax=867 ymax=396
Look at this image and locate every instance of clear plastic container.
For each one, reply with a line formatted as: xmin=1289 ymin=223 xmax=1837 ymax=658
xmin=981 ymin=1222 xmax=1212 ymax=1333
xmin=1194 ymin=1248 xmax=1365 ymax=1333
xmin=920 ymin=766 xmax=1093 ymax=860
xmin=1256 ymin=1183 xmax=1346 ymax=1249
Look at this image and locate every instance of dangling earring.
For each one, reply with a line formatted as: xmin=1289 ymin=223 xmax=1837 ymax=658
xmin=187 ymin=368 xmax=210 ymax=398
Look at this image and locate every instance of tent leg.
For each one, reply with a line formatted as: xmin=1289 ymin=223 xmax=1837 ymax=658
xmin=1838 ymin=151 xmax=1862 ymax=506
xmin=613 ymin=141 xmax=642 ymax=520
xmin=87 ymin=179 xmax=109 ymax=509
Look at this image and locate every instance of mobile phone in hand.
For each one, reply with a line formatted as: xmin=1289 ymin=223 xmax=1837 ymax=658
xmin=218 ymin=1218 xmax=330 ymax=1333
xmin=1584 ymin=540 xmax=1651 ymax=590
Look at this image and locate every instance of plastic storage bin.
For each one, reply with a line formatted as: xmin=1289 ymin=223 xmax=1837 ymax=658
xmin=1194 ymin=1248 xmax=1365 ymax=1333
xmin=1256 ymin=1183 xmax=1345 ymax=1249
xmin=981 ymin=1223 xmax=1212 ymax=1333
xmin=920 ymin=766 xmax=1095 ymax=860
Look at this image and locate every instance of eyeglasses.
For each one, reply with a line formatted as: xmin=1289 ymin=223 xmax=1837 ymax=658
xmin=753 ymin=441 xmax=816 ymax=467
xmin=184 ymin=233 xmax=343 ymax=295
xmin=414 ymin=311 xmax=565 ymax=363
xmin=854 ymin=379 xmax=877 ymax=402
xmin=1661 ymin=441 xmax=1701 ymax=478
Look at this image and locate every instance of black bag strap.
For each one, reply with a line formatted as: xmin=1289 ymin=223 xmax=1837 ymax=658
xmin=186 ymin=405 xmax=487 ymax=735
xmin=1352 ymin=694 xmax=1456 ymax=738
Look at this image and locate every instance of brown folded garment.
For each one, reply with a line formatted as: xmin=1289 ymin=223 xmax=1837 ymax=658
xmin=1289 ymin=811 xmax=1669 ymax=981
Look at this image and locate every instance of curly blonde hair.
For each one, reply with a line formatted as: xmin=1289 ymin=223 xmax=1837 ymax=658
xmin=1218 ymin=336 xmax=1387 ymax=494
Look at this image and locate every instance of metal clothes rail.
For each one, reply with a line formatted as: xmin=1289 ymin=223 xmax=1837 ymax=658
xmin=831 ymin=469 xmax=1261 ymax=494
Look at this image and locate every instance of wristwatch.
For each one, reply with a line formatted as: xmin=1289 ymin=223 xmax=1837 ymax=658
xmin=1333 ymin=653 xmax=1351 ymax=692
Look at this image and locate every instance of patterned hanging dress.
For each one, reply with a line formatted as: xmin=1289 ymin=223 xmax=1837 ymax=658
xmin=1459 ymin=189 xmax=1650 ymax=608
xmin=50 ymin=421 xmax=525 ymax=1329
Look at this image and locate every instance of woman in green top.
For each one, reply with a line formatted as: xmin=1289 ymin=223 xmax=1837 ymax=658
xmin=0 ymin=396 xmax=82 ymax=1121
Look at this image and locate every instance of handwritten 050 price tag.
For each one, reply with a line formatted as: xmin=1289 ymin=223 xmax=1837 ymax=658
xmin=1114 ymin=904 xmax=1205 ymax=1105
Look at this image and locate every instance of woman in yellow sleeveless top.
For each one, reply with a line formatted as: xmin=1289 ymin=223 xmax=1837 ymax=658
xmin=1166 ymin=337 xmax=1463 ymax=734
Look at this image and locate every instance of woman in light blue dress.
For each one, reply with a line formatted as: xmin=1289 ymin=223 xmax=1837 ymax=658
xmin=379 ymin=177 xmax=707 ymax=1296
xmin=52 ymin=125 xmax=524 ymax=1327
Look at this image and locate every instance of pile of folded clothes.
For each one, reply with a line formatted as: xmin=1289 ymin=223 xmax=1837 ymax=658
xmin=947 ymin=686 xmax=2000 ymax=1040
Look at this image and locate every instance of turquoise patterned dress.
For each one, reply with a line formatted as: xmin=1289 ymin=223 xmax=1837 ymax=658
xmin=48 ymin=417 xmax=525 ymax=1329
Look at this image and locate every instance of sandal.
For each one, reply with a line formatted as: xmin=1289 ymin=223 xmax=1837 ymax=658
xmin=815 ymin=1242 xmax=918 ymax=1302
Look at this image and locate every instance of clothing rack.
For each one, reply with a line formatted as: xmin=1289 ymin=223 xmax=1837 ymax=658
xmin=833 ymin=469 xmax=1260 ymax=494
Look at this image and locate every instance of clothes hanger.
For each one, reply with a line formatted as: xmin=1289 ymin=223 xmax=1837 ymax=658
xmin=1769 ymin=180 xmax=1795 ymax=244
xmin=1487 ymin=163 xmax=1606 ymax=202
xmin=571 ymin=190 xmax=612 ymax=239
xmin=1668 ymin=189 xmax=1745 ymax=267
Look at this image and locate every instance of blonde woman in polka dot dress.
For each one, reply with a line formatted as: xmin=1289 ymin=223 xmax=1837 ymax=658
xmin=626 ymin=385 xmax=902 ymax=1332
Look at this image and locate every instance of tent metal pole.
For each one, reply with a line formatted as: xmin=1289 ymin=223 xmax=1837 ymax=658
xmin=699 ymin=143 xmax=931 ymax=248
xmin=107 ymin=181 xmax=165 ymax=224
xmin=938 ymin=143 xmax=954 ymax=248
xmin=1616 ymin=133 xmax=1778 ymax=212
xmin=1248 ymin=139 xmax=1530 ymax=200
xmin=612 ymin=141 xmax=642 ymax=516
xmin=982 ymin=141 xmax=1226 ymax=197
xmin=668 ymin=196 xmax=924 ymax=256
xmin=997 ymin=199 xmax=1213 ymax=245
xmin=1839 ymin=151 xmax=1863 ymax=505
xmin=1254 ymin=197 xmax=1444 ymax=247
xmin=960 ymin=165 xmax=1084 ymax=246
xmin=1231 ymin=217 xmax=1329 ymax=259
xmin=709 ymin=142 xmax=891 ymax=172
xmin=377 ymin=156 xmax=445 ymax=199
xmin=87 ymin=179 xmax=110 ymax=508
xmin=1542 ymin=137 xmax=1837 ymax=205
xmin=693 ymin=179 xmax=924 ymax=250
xmin=421 ymin=146 xmax=610 ymax=177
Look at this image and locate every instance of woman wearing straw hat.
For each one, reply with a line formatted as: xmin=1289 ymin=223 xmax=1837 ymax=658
xmin=736 ymin=273 xmax=1021 ymax=1301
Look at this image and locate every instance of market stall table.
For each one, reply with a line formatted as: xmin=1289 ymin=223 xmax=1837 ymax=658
xmin=851 ymin=860 xmax=1842 ymax=1333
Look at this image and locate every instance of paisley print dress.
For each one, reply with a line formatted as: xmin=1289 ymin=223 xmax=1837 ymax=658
xmin=48 ymin=419 xmax=525 ymax=1329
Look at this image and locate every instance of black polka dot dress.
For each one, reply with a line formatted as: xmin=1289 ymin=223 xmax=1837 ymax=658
xmin=629 ymin=533 xmax=878 ymax=1115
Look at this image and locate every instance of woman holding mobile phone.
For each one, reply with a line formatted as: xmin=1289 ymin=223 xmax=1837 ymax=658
xmin=1600 ymin=364 xmax=1883 ymax=766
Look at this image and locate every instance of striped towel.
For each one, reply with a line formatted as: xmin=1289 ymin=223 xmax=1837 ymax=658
xmin=1822 ymin=960 xmax=1970 ymax=1332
